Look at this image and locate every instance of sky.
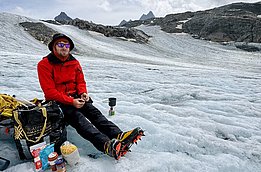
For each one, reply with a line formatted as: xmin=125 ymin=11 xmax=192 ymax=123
xmin=1 ymin=12 xmax=261 ymax=172
xmin=0 ymin=0 xmax=260 ymax=25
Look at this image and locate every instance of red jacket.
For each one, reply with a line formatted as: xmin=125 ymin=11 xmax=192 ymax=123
xmin=37 ymin=53 xmax=87 ymax=105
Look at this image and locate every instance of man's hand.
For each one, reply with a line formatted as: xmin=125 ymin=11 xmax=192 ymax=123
xmin=81 ymin=93 xmax=89 ymax=102
xmin=73 ymin=98 xmax=85 ymax=108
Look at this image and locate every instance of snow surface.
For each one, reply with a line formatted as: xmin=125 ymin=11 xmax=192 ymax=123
xmin=0 ymin=12 xmax=261 ymax=172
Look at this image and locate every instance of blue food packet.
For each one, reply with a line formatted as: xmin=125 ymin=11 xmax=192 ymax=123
xmin=40 ymin=144 xmax=54 ymax=170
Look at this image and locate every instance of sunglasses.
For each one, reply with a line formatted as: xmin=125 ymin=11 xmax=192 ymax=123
xmin=56 ymin=42 xmax=70 ymax=48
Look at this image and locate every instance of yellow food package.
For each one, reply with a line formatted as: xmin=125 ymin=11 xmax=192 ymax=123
xmin=60 ymin=141 xmax=77 ymax=155
xmin=60 ymin=141 xmax=80 ymax=166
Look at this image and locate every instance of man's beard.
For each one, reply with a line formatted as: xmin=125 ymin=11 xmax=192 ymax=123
xmin=59 ymin=50 xmax=69 ymax=57
xmin=54 ymin=47 xmax=70 ymax=61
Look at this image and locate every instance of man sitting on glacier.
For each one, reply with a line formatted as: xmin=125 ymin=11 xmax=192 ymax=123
xmin=37 ymin=33 xmax=144 ymax=160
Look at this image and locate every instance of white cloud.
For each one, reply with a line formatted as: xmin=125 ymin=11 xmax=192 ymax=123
xmin=98 ymin=0 xmax=112 ymax=12
xmin=9 ymin=6 xmax=31 ymax=17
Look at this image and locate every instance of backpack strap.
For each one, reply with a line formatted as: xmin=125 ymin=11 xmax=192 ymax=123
xmin=19 ymin=139 xmax=32 ymax=159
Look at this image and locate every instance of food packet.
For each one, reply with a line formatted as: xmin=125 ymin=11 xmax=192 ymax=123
xmin=60 ymin=141 xmax=80 ymax=166
xmin=30 ymin=142 xmax=46 ymax=172
xmin=60 ymin=141 xmax=77 ymax=155
xmin=40 ymin=144 xmax=54 ymax=170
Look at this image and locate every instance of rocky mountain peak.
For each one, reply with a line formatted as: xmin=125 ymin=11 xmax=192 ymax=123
xmin=139 ymin=11 xmax=155 ymax=20
xmin=54 ymin=12 xmax=72 ymax=23
xmin=119 ymin=11 xmax=154 ymax=26
xmin=119 ymin=19 xmax=127 ymax=27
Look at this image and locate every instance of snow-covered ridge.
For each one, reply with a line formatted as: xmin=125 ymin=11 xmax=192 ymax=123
xmin=1 ymin=12 xmax=260 ymax=72
xmin=1 ymin=13 xmax=261 ymax=172
xmin=0 ymin=12 xmax=47 ymax=55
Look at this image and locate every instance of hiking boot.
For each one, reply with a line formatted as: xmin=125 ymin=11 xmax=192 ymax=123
xmin=104 ymin=138 xmax=122 ymax=160
xmin=117 ymin=127 xmax=145 ymax=156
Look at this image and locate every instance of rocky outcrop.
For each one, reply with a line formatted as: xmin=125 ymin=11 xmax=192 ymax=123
xmin=121 ymin=11 xmax=195 ymax=32
xmin=158 ymin=12 xmax=195 ymax=33
xmin=122 ymin=2 xmax=261 ymax=45
xmin=42 ymin=12 xmax=150 ymax=43
xmin=41 ymin=20 xmax=61 ymax=25
xmin=235 ymin=43 xmax=260 ymax=52
xmin=65 ymin=18 xmax=150 ymax=43
xmin=19 ymin=21 xmax=81 ymax=53
xmin=183 ymin=3 xmax=261 ymax=43
xmin=20 ymin=11 xmax=150 ymax=45
xmin=19 ymin=22 xmax=57 ymax=44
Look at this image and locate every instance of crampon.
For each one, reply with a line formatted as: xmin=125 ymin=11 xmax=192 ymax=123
xmin=118 ymin=127 xmax=145 ymax=157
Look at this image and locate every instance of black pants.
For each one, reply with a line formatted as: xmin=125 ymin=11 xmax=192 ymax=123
xmin=60 ymin=98 xmax=122 ymax=152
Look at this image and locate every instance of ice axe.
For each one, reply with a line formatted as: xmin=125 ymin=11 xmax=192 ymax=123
xmin=0 ymin=157 xmax=10 ymax=171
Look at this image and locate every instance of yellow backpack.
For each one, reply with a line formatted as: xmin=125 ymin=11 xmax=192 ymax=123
xmin=0 ymin=94 xmax=21 ymax=118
